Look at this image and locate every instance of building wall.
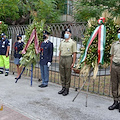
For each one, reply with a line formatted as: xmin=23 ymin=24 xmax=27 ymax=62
xmin=61 ymin=0 xmax=75 ymax=22
xmin=60 ymin=14 xmax=74 ymax=22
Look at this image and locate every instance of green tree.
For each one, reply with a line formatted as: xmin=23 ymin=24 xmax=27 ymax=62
xmin=0 ymin=0 xmax=19 ymax=24
xmin=0 ymin=0 xmax=64 ymax=25
xmin=74 ymin=0 xmax=120 ymax=22
xmin=28 ymin=0 xmax=61 ymax=23
xmin=55 ymin=0 xmax=66 ymax=14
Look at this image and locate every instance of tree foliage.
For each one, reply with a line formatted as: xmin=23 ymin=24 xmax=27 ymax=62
xmin=0 ymin=0 xmax=64 ymax=25
xmin=29 ymin=0 xmax=60 ymax=23
xmin=74 ymin=0 xmax=120 ymax=22
xmin=0 ymin=21 xmax=8 ymax=35
xmin=0 ymin=0 xmax=19 ymax=23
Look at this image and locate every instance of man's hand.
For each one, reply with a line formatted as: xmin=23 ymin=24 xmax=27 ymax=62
xmin=6 ymin=53 xmax=8 ymax=57
xmin=71 ymin=63 xmax=74 ymax=69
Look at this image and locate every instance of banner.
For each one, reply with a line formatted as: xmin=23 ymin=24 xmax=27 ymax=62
xmin=80 ymin=17 xmax=106 ymax=64
xmin=22 ymin=29 xmax=40 ymax=54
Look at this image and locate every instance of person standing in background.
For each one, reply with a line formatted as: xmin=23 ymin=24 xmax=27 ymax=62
xmin=58 ymin=28 xmax=77 ymax=96
xmin=0 ymin=33 xmax=10 ymax=76
xmin=14 ymin=34 xmax=24 ymax=79
xmin=108 ymin=28 xmax=120 ymax=112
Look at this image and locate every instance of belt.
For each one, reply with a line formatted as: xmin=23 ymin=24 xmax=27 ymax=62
xmin=61 ymin=55 xmax=72 ymax=58
xmin=112 ymin=61 xmax=120 ymax=66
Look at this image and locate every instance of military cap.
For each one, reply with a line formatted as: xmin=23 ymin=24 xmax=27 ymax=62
xmin=1 ymin=33 xmax=6 ymax=36
xmin=43 ymin=30 xmax=50 ymax=35
xmin=65 ymin=28 xmax=71 ymax=33
xmin=17 ymin=34 xmax=22 ymax=38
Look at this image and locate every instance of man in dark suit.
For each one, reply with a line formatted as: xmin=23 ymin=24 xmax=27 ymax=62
xmin=38 ymin=30 xmax=53 ymax=88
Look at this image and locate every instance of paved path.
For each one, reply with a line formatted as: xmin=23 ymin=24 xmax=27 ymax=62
xmin=0 ymin=104 xmax=31 ymax=120
xmin=0 ymin=73 xmax=120 ymax=120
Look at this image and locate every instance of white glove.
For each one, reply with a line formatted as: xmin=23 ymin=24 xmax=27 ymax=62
xmin=47 ymin=62 xmax=51 ymax=67
xmin=19 ymin=57 xmax=22 ymax=61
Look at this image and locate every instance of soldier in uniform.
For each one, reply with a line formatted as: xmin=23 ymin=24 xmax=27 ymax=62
xmin=0 ymin=33 xmax=10 ymax=76
xmin=108 ymin=28 xmax=120 ymax=112
xmin=58 ymin=28 xmax=77 ymax=96
xmin=38 ymin=30 xmax=53 ymax=88
xmin=14 ymin=34 xmax=24 ymax=79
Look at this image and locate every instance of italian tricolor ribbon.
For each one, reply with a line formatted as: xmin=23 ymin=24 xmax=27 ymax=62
xmin=22 ymin=28 xmax=40 ymax=54
xmin=80 ymin=17 xmax=106 ymax=64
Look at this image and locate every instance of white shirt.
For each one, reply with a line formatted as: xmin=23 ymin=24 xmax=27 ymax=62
xmin=44 ymin=39 xmax=49 ymax=43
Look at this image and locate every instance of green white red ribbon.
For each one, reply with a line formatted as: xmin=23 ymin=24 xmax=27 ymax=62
xmin=80 ymin=18 xmax=106 ymax=64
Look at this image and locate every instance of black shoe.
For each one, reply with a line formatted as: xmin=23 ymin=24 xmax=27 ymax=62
xmin=15 ymin=76 xmax=21 ymax=79
xmin=40 ymin=84 xmax=48 ymax=88
xmin=38 ymin=84 xmax=43 ymax=87
xmin=119 ymin=103 xmax=120 ymax=112
xmin=62 ymin=89 xmax=69 ymax=96
xmin=0 ymin=71 xmax=3 ymax=74
xmin=17 ymin=76 xmax=21 ymax=79
xmin=5 ymin=73 xmax=9 ymax=76
xmin=58 ymin=87 xmax=66 ymax=94
xmin=108 ymin=101 xmax=119 ymax=110
xmin=38 ymin=84 xmax=44 ymax=87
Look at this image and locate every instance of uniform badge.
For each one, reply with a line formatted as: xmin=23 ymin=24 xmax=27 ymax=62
xmin=2 ymin=41 xmax=5 ymax=48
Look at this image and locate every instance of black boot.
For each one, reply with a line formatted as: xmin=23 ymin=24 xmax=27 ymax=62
xmin=58 ymin=87 xmax=66 ymax=94
xmin=108 ymin=100 xmax=119 ymax=110
xmin=119 ymin=102 xmax=120 ymax=112
xmin=0 ymin=71 xmax=3 ymax=74
xmin=62 ymin=88 xmax=69 ymax=96
xmin=5 ymin=72 xmax=9 ymax=76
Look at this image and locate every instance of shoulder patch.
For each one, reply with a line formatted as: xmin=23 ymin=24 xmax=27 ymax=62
xmin=72 ymin=39 xmax=76 ymax=42
xmin=61 ymin=39 xmax=65 ymax=42
xmin=71 ymin=39 xmax=76 ymax=42
xmin=112 ymin=41 xmax=117 ymax=45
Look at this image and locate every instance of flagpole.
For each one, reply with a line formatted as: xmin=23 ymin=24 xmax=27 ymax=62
xmin=30 ymin=63 xmax=33 ymax=86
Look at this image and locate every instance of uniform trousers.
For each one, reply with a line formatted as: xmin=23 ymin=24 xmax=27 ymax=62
xmin=111 ymin=62 xmax=120 ymax=101
xmin=40 ymin=64 xmax=49 ymax=85
xmin=0 ymin=55 xmax=9 ymax=73
xmin=59 ymin=56 xmax=72 ymax=89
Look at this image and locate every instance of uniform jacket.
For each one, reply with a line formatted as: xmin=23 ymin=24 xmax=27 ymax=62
xmin=40 ymin=40 xmax=53 ymax=65
xmin=14 ymin=41 xmax=24 ymax=58
xmin=0 ymin=39 xmax=10 ymax=55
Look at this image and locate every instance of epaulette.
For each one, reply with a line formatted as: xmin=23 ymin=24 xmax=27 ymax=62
xmin=61 ymin=39 xmax=65 ymax=42
xmin=73 ymin=40 xmax=76 ymax=42
xmin=112 ymin=41 xmax=117 ymax=45
xmin=71 ymin=39 xmax=76 ymax=43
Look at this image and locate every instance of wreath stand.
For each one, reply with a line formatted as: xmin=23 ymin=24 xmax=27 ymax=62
xmin=15 ymin=63 xmax=33 ymax=86
xmin=72 ymin=68 xmax=93 ymax=107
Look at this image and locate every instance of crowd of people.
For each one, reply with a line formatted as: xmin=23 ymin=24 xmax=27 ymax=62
xmin=0 ymin=28 xmax=120 ymax=112
xmin=0 ymin=28 xmax=77 ymax=97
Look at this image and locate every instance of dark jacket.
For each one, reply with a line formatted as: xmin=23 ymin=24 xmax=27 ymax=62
xmin=40 ymin=40 xmax=53 ymax=65
xmin=14 ymin=41 xmax=24 ymax=58
xmin=0 ymin=39 xmax=10 ymax=55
